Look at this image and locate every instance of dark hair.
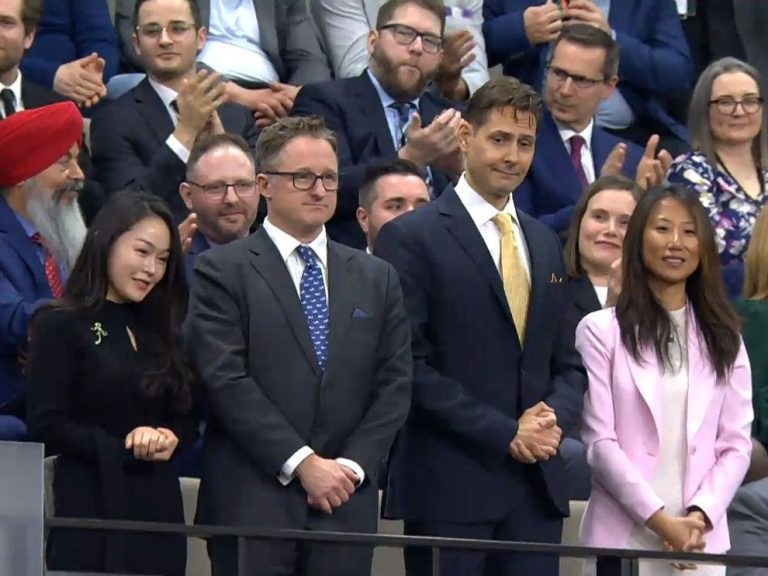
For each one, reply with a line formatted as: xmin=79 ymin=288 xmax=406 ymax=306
xmin=187 ymin=133 xmax=254 ymax=180
xmin=359 ymin=158 xmax=424 ymax=210
xmin=550 ymin=23 xmax=619 ymax=79
xmin=464 ymin=77 xmax=543 ymax=129
xmin=616 ymin=184 xmax=740 ymax=382
xmin=44 ymin=191 xmax=194 ymax=412
xmin=20 ymin=0 xmax=42 ymax=34
xmin=255 ymin=115 xmax=337 ymax=172
xmin=376 ymin=0 xmax=446 ymax=36
xmin=564 ymin=175 xmax=643 ymax=278
xmin=133 ymin=0 xmax=202 ymax=29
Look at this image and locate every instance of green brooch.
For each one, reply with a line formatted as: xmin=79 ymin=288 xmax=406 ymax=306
xmin=91 ymin=322 xmax=108 ymax=345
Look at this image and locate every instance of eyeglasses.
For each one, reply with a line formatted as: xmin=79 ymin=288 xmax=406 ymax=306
xmin=709 ymin=96 xmax=764 ymax=115
xmin=378 ymin=23 xmax=443 ymax=54
xmin=135 ymin=21 xmax=196 ymax=40
xmin=547 ymin=66 xmax=605 ymax=89
xmin=262 ymin=171 xmax=340 ymax=191
xmin=187 ymin=180 xmax=257 ymax=199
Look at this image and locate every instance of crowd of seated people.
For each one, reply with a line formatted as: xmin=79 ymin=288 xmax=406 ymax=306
xmin=1 ymin=0 xmax=768 ymax=575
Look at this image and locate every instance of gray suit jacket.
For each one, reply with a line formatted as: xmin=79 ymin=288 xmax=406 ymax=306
xmin=117 ymin=0 xmax=330 ymax=84
xmin=184 ymin=227 xmax=411 ymax=533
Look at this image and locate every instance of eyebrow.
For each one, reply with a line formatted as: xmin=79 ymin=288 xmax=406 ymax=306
xmin=135 ymin=238 xmax=170 ymax=253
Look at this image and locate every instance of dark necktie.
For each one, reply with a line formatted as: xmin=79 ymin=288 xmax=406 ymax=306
xmin=569 ymin=135 xmax=589 ymax=192
xmin=296 ymin=245 xmax=329 ymax=369
xmin=0 ymin=89 xmax=16 ymax=118
xmin=389 ymin=102 xmax=412 ymax=148
xmin=30 ymin=233 xmax=64 ymax=298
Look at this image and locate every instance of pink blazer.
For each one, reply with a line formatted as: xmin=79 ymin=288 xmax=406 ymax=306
xmin=575 ymin=307 xmax=753 ymax=553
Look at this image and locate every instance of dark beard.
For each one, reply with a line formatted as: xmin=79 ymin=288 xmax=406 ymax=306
xmin=370 ymin=46 xmax=434 ymax=102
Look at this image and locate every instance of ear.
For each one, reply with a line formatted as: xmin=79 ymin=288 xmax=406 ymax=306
xmin=131 ymin=32 xmax=141 ymax=57
xmin=196 ymin=26 xmax=207 ymax=52
xmin=356 ymin=206 xmax=369 ymax=235
xmin=457 ymin=119 xmax=472 ymax=153
xmin=179 ymin=183 xmax=194 ymax=211
xmin=256 ymin=173 xmax=272 ymax=200
xmin=367 ymin=29 xmax=378 ymax=58
xmin=23 ymin=27 xmax=36 ymax=50
xmin=602 ymin=75 xmax=619 ymax=100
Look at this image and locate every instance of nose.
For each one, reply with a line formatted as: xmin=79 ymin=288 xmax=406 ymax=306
xmin=68 ymin=158 xmax=85 ymax=181
xmin=222 ymin=185 xmax=239 ymax=204
xmin=560 ymin=77 xmax=576 ymax=96
xmin=409 ymin=35 xmax=424 ymax=55
xmin=605 ymin=218 xmax=618 ymax=236
xmin=732 ymin=102 xmax=747 ymax=117
xmin=159 ymin=26 xmax=173 ymax=44
xmin=143 ymin=257 xmax=157 ymax=276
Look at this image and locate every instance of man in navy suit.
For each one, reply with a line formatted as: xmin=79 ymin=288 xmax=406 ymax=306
xmin=375 ymin=77 xmax=586 ymax=576
xmin=291 ymin=0 xmax=464 ymax=248
xmin=514 ymin=24 xmax=651 ymax=233
xmin=483 ymin=0 xmax=694 ymax=155
xmin=91 ymin=0 xmax=258 ymax=216
xmin=178 ymin=133 xmax=260 ymax=282
xmin=0 ymin=102 xmax=87 ymax=440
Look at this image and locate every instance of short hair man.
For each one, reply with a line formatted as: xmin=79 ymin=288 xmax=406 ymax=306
xmin=356 ymin=158 xmax=430 ymax=252
xmin=185 ymin=116 xmax=412 ymax=575
xmin=0 ymin=101 xmax=87 ymax=440
xmin=179 ymin=133 xmax=259 ymax=280
xmin=91 ymin=0 xmax=258 ymax=215
xmin=376 ymin=77 xmax=586 ymax=576
xmin=292 ymin=0 xmax=464 ymax=248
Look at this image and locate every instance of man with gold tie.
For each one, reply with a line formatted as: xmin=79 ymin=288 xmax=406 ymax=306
xmin=375 ymin=77 xmax=587 ymax=576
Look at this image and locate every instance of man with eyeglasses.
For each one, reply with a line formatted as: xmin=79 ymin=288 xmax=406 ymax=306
xmin=184 ymin=115 xmax=411 ymax=576
xmin=178 ymin=132 xmax=259 ymax=282
xmin=292 ymin=0 xmax=464 ymax=249
xmin=514 ymin=24 xmax=672 ymax=235
xmin=91 ymin=0 xmax=258 ymax=216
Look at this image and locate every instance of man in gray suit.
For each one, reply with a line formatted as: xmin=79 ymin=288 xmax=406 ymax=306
xmin=184 ymin=116 xmax=412 ymax=576
xmin=115 ymin=0 xmax=330 ymax=126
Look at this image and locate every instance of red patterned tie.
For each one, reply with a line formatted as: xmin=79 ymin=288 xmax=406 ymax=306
xmin=569 ymin=135 xmax=589 ymax=192
xmin=30 ymin=233 xmax=64 ymax=298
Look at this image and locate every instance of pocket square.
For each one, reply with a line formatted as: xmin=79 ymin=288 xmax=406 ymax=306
xmin=352 ymin=308 xmax=369 ymax=319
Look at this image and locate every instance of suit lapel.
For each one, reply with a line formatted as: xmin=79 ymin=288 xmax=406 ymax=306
xmin=624 ymin=348 xmax=662 ymax=441
xmin=439 ymin=187 xmax=513 ymax=325
xmin=356 ymin=72 xmax=397 ymax=155
xmin=685 ymin=312 xmax=717 ymax=442
xmin=248 ymin=228 xmax=321 ymax=376
xmin=591 ymin=127 xmax=617 ymax=175
xmin=0 ymin=198 xmax=48 ymax=292
xmin=325 ymin=243 xmax=356 ymax=374
xmin=254 ymin=0 xmax=278 ymax=67
xmin=569 ymin=275 xmax=602 ymax=316
xmin=132 ymin=79 xmax=175 ymax=146
xmin=538 ymin=112 xmax=582 ymax=196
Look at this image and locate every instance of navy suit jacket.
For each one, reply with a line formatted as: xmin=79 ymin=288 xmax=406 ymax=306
xmin=375 ymin=185 xmax=586 ymax=522
xmin=291 ymin=72 xmax=456 ymax=248
xmin=184 ymin=232 xmax=211 ymax=284
xmin=515 ymin=111 xmax=644 ymax=233
xmin=90 ymin=78 xmax=259 ymax=215
xmin=0 ymin=197 xmax=51 ymax=411
xmin=483 ymin=0 xmax=693 ymax=140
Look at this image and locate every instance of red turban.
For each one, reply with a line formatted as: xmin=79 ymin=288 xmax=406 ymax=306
xmin=0 ymin=101 xmax=84 ymax=187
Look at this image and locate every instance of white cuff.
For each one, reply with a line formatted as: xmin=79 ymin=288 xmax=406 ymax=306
xmin=166 ymin=134 xmax=191 ymax=163
xmin=335 ymin=457 xmax=365 ymax=486
xmin=278 ymin=446 xmax=314 ymax=486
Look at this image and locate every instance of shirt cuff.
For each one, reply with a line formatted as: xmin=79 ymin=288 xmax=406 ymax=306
xmin=335 ymin=457 xmax=365 ymax=486
xmin=278 ymin=446 xmax=314 ymax=486
xmin=166 ymin=134 xmax=191 ymax=163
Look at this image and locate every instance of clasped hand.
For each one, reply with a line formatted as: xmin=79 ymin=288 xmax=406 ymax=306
xmin=124 ymin=426 xmax=179 ymax=461
xmin=296 ymin=454 xmax=359 ymax=515
xmin=509 ymin=402 xmax=562 ymax=464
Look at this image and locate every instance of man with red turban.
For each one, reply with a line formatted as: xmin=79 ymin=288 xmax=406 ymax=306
xmin=0 ymin=100 xmax=87 ymax=440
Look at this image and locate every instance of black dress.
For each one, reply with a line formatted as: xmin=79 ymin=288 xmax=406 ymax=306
xmin=26 ymin=302 xmax=195 ymax=576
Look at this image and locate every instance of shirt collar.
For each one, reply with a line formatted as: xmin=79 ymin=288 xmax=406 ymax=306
xmin=147 ymin=77 xmax=179 ymax=109
xmin=0 ymin=70 xmax=23 ymax=113
xmin=366 ymin=68 xmax=420 ymax=110
xmin=556 ymin=119 xmax=594 ymax=151
xmin=14 ymin=211 xmax=37 ymax=239
xmin=454 ymin=173 xmax=522 ymax=228
xmin=262 ymin=217 xmax=328 ymax=269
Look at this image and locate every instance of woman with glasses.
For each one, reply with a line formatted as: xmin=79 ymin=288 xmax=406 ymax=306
xmin=667 ymin=57 xmax=768 ymax=298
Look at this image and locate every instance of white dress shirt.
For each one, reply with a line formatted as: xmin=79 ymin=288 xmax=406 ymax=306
xmin=454 ymin=174 xmax=531 ymax=281
xmin=147 ymin=78 xmax=191 ymax=163
xmin=557 ymin=119 xmax=597 ymax=185
xmin=0 ymin=70 xmax=24 ymax=118
xmin=261 ymin=218 xmax=365 ymax=486
xmin=197 ymin=0 xmax=279 ymax=83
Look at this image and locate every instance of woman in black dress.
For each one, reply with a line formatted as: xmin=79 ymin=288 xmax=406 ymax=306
xmin=26 ymin=191 xmax=196 ymax=575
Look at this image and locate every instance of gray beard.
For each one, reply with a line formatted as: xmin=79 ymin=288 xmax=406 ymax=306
xmin=25 ymin=182 xmax=87 ymax=272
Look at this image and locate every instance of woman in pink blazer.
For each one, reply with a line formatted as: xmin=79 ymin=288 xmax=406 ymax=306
xmin=576 ymin=184 xmax=753 ymax=576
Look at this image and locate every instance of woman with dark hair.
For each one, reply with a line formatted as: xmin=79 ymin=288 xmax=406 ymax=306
xmin=576 ymin=184 xmax=753 ymax=576
xmin=667 ymin=57 xmax=768 ymax=298
xmin=26 ymin=191 xmax=195 ymax=576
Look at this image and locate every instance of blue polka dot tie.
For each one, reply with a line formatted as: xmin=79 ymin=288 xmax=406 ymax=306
xmin=297 ymin=245 xmax=329 ymax=369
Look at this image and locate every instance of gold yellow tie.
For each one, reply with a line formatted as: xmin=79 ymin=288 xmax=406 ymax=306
xmin=492 ymin=213 xmax=530 ymax=343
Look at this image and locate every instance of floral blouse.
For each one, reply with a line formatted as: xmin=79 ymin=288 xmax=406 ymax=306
xmin=668 ymin=150 xmax=768 ymax=265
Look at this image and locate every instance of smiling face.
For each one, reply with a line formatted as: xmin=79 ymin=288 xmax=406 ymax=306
xmin=709 ymin=71 xmax=763 ymax=147
xmin=0 ymin=0 xmax=34 ymax=85
xmin=460 ymin=107 xmax=537 ymax=208
xmin=578 ymin=188 xmax=636 ymax=278
xmin=106 ymin=215 xmax=171 ymax=303
xmin=642 ymin=197 xmax=701 ymax=292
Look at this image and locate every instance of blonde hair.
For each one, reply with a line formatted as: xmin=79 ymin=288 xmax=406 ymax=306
xmin=743 ymin=205 xmax=768 ymax=300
